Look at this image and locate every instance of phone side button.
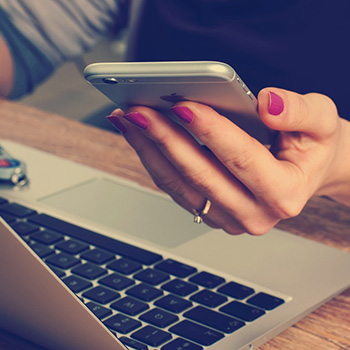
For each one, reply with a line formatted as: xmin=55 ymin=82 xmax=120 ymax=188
xmin=242 ymin=84 xmax=250 ymax=93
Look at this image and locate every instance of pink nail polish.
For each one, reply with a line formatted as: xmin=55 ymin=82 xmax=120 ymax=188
xmin=268 ymin=91 xmax=284 ymax=116
xmin=170 ymin=106 xmax=194 ymax=123
xmin=123 ymin=112 xmax=148 ymax=130
xmin=106 ymin=115 xmax=127 ymax=134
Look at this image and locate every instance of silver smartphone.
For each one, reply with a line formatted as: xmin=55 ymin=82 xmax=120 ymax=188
xmin=84 ymin=61 xmax=274 ymax=143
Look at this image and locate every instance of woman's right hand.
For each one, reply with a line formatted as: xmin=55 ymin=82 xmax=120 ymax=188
xmin=107 ymin=88 xmax=350 ymax=235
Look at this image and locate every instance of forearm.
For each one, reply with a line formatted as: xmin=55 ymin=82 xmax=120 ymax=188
xmin=0 ymin=0 xmax=124 ymax=99
xmin=0 ymin=6 xmax=54 ymax=99
xmin=0 ymin=34 xmax=13 ymax=98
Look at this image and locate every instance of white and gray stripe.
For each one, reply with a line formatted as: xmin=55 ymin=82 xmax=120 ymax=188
xmin=0 ymin=0 xmax=126 ymax=66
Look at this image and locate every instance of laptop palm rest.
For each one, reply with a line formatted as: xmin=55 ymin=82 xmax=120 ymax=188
xmin=38 ymin=178 xmax=209 ymax=248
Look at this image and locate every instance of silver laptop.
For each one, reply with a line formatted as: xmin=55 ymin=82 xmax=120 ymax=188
xmin=1 ymin=139 xmax=349 ymax=350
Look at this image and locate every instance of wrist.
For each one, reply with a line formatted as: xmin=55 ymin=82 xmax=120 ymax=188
xmin=316 ymin=118 xmax=350 ymax=206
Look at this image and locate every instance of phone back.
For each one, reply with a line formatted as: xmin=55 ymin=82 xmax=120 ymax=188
xmin=84 ymin=61 xmax=275 ymax=143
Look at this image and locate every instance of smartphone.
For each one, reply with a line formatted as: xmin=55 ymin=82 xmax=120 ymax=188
xmin=84 ymin=61 xmax=274 ymax=144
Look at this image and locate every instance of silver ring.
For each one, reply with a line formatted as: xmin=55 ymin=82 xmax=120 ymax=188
xmin=193 ymin=199 xmax=211 ymax=224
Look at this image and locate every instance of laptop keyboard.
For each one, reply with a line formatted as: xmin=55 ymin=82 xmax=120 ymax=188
xmin=0 ymin=198 xmax=285 ymax=349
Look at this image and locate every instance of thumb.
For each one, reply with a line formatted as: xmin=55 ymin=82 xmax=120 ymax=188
xmin=258 ymin=88 xmax=338 ymax=139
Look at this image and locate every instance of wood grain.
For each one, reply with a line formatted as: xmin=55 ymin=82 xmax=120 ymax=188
xmin=0 ymin=99 xmax=349 ymax=350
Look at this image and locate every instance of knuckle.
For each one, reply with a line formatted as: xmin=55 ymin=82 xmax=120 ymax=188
xmin=221 ymin=138 xmax=257 ymax=172
xmin=221 ymin=209 xmax=274 ymax=236
xmin=196 ymin=125 xmax=216 ymax=143
xmin=181 ymin=168 xmax=214 ymax=194
xmin=307 ymin=93 xmax=337 ymax=114
xmin=230 ymin=205 xmax=279 ymax=236
xmin=283 ymin=93 xmax=310 ymax=131
xmin=153 ymin=176 xmax=186 ymax=198
xmin=153 ymin=132 xmax=172 ymax=150
xmin=305 ymin=93 xmax=339 ymax=134
xmin=270 ymin=197 xmax=304 ymax=220
xmin=242 ymin=219 xmax=276 ymax=236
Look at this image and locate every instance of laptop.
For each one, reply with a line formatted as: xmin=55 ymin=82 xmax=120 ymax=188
xmin=0 ymin=139 xmax=349 ymax=350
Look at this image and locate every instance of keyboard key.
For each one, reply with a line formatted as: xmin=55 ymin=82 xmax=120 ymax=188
xmin=162 ymin=279 xmax=198 ymax=296
xmin=55 ymin=240 xmax=89 ymax=254
xmin=104 ymin=314 xmax=141 ymax=334
xmin=29 ymin=213 xmax=162 ymax=265
xmin=82 ymin=286 xmax=120 ymax=304
xmin=0 ymin=197 xmax=8 ymax=206
xmin=86 ymin=302 xmax=112 ymax=320
xmin=247 ymin=292 xmax=284 ymax=310
xmin=134 ymin=268 xmax=169 ymax=286
xmin=99 ymin=273 xmax=134 ymax=291
xmin=63 ymin=275 xmax=92 ymax=293
xmin=107 ymin=258 xmax=142 ymax=275
xmin=10 ymin=221 xmax=40 ymax=235
xmin=45 ymin=253 xmax=80 ymax=269
xmin=155 ymin=259 xmax=197 ymax=278
xmin=220 ymin=301 xmax=265 ymax=322
xmin=155 ymin=295 xmax=192 ymax=313
xmin=0 ymin=211 xmax=16 ymax=223
xmin=189 ymin=271 xmax=225 ymax=289
xmin=217 ymin=281 xmax=255 ymax=300
xmin=0 ymin=203 xmax=36 ymax=218
xmin=126 ymin=283 xmax=163 ymax=302
xmin=140 ymin=308 xmax=179 ymax=328
xmin=71 ymin=263 xmax=107 ymax=280
xmin=184 ymin=306 xmax=245 ymax=333
xmin=161 ymin=338 xmax=203 ymax=350
xmin=111 ymin=296 xmax=149 ymax=316
xmin=81 ymin=248 xmax=114 ymax=264
xmin=119 ymin=337 xmax=148 ymax=350
xmin=190 ymin=289 xmax=227 ymax=308
xmin=169 ymin=320 xmax=223 ymax=346
xmin=28 ymin=242 xmax=55 ymax=258
xmin=30 ymin=229 xmax=64 ymax=245
xmin=132 ymin=325 xmax=172 ymax=347
xmin=47 ymin=265 xmax=66 ymax=278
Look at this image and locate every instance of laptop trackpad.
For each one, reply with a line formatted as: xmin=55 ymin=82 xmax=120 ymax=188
xmin=39 ymin=178 xmax=210 ymax=248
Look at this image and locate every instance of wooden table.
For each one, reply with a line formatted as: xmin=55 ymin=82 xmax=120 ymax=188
xmin=0 ymin=99 xmax=349 ymax=350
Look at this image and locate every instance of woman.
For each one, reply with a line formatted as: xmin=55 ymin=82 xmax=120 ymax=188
xmin=1 ymin=0 xmax=349 ymax=234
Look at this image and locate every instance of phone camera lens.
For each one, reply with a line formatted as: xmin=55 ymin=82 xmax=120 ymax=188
xmin=103 ymin=78 xmax=119 ymax=84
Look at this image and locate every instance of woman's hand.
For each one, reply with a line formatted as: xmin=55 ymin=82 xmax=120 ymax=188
xmin=107 ymin=88 xmax=350 ymax=235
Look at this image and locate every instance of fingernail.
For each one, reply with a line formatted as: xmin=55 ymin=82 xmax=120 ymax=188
xmin=123 ymin=112 xmax=148 ymax=130
xmin=268 ymin=91 xmax=284 ymax=116
xmin=170 ymin=106 xmax=194 ymax=123
xmin=106 ymin=115 xmax=127 ymax=134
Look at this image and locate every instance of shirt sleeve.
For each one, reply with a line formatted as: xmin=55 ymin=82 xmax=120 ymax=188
xmin=0 ymin=0 xmax=127 ymax=99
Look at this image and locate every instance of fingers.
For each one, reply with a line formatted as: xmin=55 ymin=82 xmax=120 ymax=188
xmin=168 ymin=101 xmax=288 ymax=206
xmin=107 ymin=109 xmax=246 ymax=235
xmin=106 ymin=87 xmax=341 ymax=236
xmin=110 ymin=105 xmax=282 ymax=235
xmin=169 ymin=90 xmax=339 ymax=209
xmin=108 ymin=111 xmax=204 ymax=211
